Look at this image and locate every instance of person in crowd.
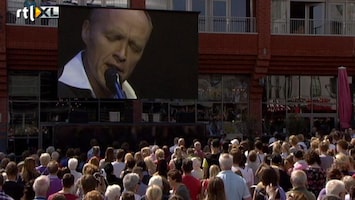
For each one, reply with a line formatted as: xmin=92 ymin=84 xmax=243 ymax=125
xmin=182 ymin=158 xmax=201 ymax=200
xmin=304 ymin=150 xmax=326 ymax=197
xmin=169 ymin=147 xmax=184 ymax=173
xmin=33 ymin=175 xmax=50 ymax=200
xmin=270 ymin=153 xmax=292 ymax=192
xmin=100 ymin=147 xmax=115 ymax=169
xmin=3 ymin=161 xmax=24 ymax=200
xmin=341 ymin=175 xmax=355 ymax=200
xmin=58 ymin=8 xmax=153 ymax=99
xmin=319 ymin=140 xmax=334 ymax=171
xmin=324 ymin=180 xmax=347 ymax=200
xmin=202 ymin=139 xmax=221 ymax=179
xmin=146 ymin=175 xmax=170 ymax=200
xmin=191 ymin=157 xmax=203 ymax=180
xmin=297 ymin=134 xmax=308 ymax=152
xmin=156 ymin=158 xmax=169 ymax=178
xmin=167 ymin=169 xmax=190 ymax=200
xmin=121 ymin=173 xmax=141 ymax=200
xmin=121 ymin=191 xmax=135 ymax=200
xmin=84 ymin=190 xmax=104 ymax=200
xmin=204 ymin=176 xmax=226 ymax=200
xmin=112 ymin=149 xmax=126 ymax=179
xmin=133 ymin=153 xmax=142 ymax=165
xmin=194 ymin=141 xmax=205 ymax=162
xmin=47 ymin=161 xmax=62 ymax=196
xmin=68 ymin=157 xmax=82 ymax=186
xmin=60 ymin=148 xmax=75 ymax=168
xmin=288 ymin=170 xmax=316 ymax=200
xmin=216 ymin=153 xmax=251 ymax=200
xmin=22 ymin=179 xmax=35 ymax=200
xmin=254 ymin=140 xmax=266 ymax=165
xmin=201 ymin=164 xmax=220 ymax=199
xmin=253 ymin=165 xmax=286 ymax=200
xmin=170 ymin=137 xmax=179 ymax=154
xmin=334 ymin=154 xmax=355 ymax=176
xmin=51 ymin=151 xmax=60 ymax=163
xmin=136 ymin=160 xmax=151 ymax=185
xmin=292 ymin=150 xmax=308 ymax=171
xmin=0 ymin=173 xmax=14 ymax=200
xmin=289 ymin=135 xmax=301 ymax=154
xmin=230 ymin=148 xmax=254 ymax=188
xmin=132 ymin=166 xmax=148 ymax=197
xmin=105 ymin=184 xmax=121 ymax=200
xmin=246 ymin=150 xmax=260 ymax=183
xmin=143 ymin=156 xmax=156 ymax=178
xmin=281 ymin=142 xmax=290 ymax=159
xmin=80 ymin=174 xmax=98 ymax=198
xmin=336 ymin=140 xmax=349 ymax=155
xmin=48 ymin=173 xmax=79 ymax=200
xmin=104 ymin=162 xmax=122 ymax=186
xmin=121 ymin=154 xmax=136 ymax=179
xmin=36 ymin=153 xmax=50 ymax=175
xmin=20 ymin=156 xmax=40 ymax=185
xmin=317 ymin=167 xmax=344 ymax=200
xmin=145 ymin=185 xmax=163 ymax=200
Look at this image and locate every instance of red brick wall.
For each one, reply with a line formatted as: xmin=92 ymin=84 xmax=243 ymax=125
xmin=0 ymin=0 xmax=8 ymax=151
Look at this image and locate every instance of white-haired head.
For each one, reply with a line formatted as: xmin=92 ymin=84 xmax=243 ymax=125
xmin=68 ymin=158 xmax=78 ymax=170
xmin=105 ymin=184 xmax=121 ymax=200
xmin=39 ymin=153 xmax=51 ymax=166
xmin=148 ymin=175 xmax=163 ymax=188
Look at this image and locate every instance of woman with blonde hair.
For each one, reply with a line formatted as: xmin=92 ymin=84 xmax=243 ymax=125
xmin=145 ymin=185 xmax=163 ymax=200
xmin=205 ymin=177 xmax=226 ymax=200
xmin=201 ymin=165 xmax=220 ymax=199
xmin=144 ymin=156 xmax=157 ymax=176
xmin=281 ymin=142 xmax=290 ymax=159
xmin=289 ymin=135 xmax=300 ymax=154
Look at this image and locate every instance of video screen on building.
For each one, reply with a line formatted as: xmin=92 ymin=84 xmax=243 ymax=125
xmin=58 ymin=6 xmax=199 ymax=99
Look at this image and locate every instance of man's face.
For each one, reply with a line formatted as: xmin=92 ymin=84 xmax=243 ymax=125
xmin=82 ymin=9 xmax=152 ymax=96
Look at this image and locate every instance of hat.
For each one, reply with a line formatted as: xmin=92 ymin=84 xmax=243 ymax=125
xmin=231 ymin=139 xmax=240 ymax=145
xmin=294 ymin=150 xmax=304 ymax=159
xmin=271 ymin=153 xmax=283 ymax=164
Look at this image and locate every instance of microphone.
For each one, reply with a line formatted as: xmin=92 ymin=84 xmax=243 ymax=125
xmin=104 ymin=68 xmax=126 ymax=99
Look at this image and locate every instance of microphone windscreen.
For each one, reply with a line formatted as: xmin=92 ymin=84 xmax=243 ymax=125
xmin=104 ymin=67 xmax=118 ymax=93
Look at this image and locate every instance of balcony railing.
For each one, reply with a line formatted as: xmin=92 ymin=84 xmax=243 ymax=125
xmin=272 ymin=18 xmax=355 ymax=36
xmin=199 ymin=16 xmax=257 ymax=33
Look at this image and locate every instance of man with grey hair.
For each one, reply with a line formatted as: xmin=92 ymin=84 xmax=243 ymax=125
xmin=122 ymin=173 xmax=141 ymax=200
xmin=216 ymin=153 xmax=251 ymax=200
xmin=325 ymin=180 xmax=346 ymax=200
xmin=33 ymin=175 xmax=50 ymax=200
xmin=288 ymin=170 xmax=316 ymax=200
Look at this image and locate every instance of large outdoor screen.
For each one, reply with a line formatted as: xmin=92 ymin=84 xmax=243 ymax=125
xmin=58 ymin=6 xmax=199 ymax=99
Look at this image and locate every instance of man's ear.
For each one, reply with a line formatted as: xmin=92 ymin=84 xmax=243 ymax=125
xmin=81 ymin=20 xmax=90 ymax=45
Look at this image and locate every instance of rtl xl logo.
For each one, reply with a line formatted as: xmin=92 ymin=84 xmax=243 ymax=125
xmin=16 ymin=6 xmax=59 ymax=22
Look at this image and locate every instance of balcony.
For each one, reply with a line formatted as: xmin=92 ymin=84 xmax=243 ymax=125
xmin=7 ymin=0 xmax=257 ymax=34
xmin=272 ymin=18 xmax=355 ymax=36
xmin=199 ymin=16 xmax=256 ymax=33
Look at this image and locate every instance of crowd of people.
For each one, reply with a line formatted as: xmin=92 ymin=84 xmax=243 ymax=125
xmin=0 ymin=128 xmax=355 ymax=200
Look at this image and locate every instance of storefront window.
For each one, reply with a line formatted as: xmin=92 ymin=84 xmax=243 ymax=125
xmin=263 ymin=75 xmax=349 ymax=135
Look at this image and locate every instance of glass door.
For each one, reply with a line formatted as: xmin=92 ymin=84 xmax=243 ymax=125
xmin=307 ymin=3 xmax=325 ymax=34
xmin=212 ymin=0 xmax=227 ymax=32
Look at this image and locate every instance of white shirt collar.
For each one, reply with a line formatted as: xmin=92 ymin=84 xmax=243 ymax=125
xmin=59 ymin=51 xmax=137 ymax=99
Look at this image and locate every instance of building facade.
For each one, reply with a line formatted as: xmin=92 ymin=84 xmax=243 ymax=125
xmin=0 ymin=0 xmax=355 ymax=153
